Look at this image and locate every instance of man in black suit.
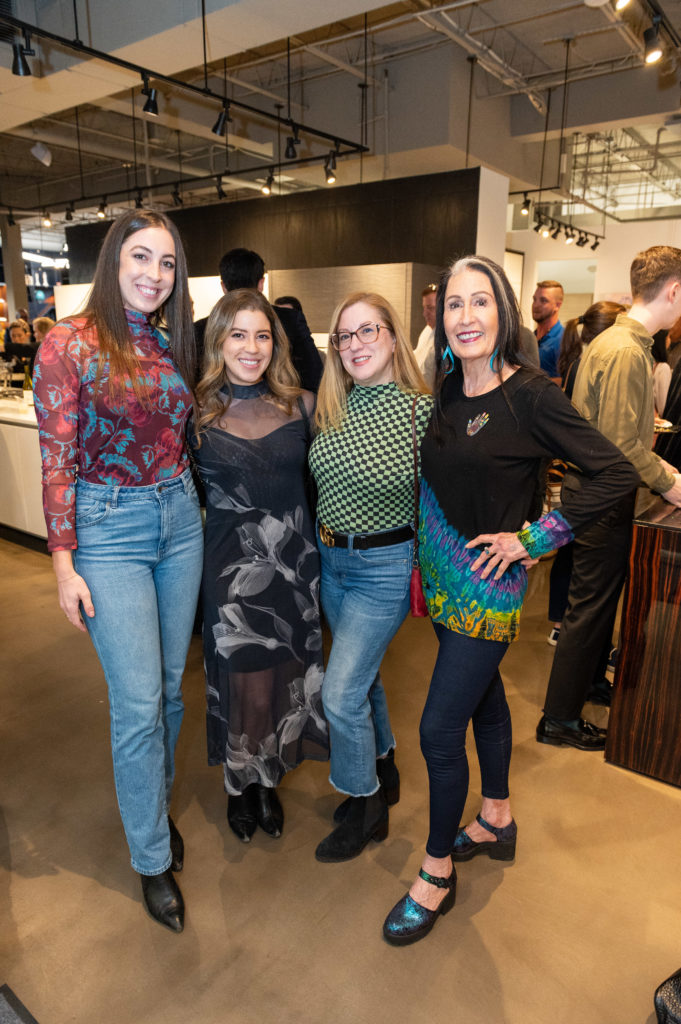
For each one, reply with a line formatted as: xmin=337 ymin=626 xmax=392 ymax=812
xmin=193 ymin=248 xmax=323 ymax=391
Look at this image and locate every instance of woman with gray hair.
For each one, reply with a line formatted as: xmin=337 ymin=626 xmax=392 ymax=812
xmin=382 ymin=255 xmax=639 ymax=946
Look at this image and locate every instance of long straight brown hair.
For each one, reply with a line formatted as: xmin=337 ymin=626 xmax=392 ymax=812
xmin=81 ymin=209 xmax=195 ymax=401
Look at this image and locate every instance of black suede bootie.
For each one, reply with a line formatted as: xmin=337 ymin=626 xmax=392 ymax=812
xmin=316 ymin=788 xmax=389 ymax=863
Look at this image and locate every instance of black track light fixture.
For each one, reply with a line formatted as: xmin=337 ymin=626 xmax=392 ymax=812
xmin=172 ymin=187 xmax=183 ymax=206
xmin=12 ymin=32 xmax=35 ymax=77
xmin=211 ymin=101 xmax=232 ymax=137
xmin=533 ymin=216 xmax=543 ymax=233
xmin=565 ymin=228 xmax=575 ymax=245
xmin=42 ymin=211 xmax=52 ymax=228
xmin=97 ymin=198 xmax=107 ymax=219
xmin=7 ymin=209 xmax=16 ymax=227
xmin=551 ymin=223 xmax=561 ymax=239
xmin=285 ymin=122 xmax=301 ymax=160
xmin=591 ymin=237 xmax=600 ymax=251
xmin=644 ymin=17 xmax=663 ymax=65
xmin=324 ymin=150 xmax=337 ymax=184
xmin=141 ymin=73 xmax=159 ymax=116
xmin=576 ymin=232 xmax=588 ymax=248
xmin=65 ymin=204 xmax=74 ymax=222
xmin=521 ymin=193 xmax=531 ymax=216
xmin=261 ymin=169 xmax=275 ymax=195
xmin=135 ymin=190 xmax=144 ymax=209
xmin=216 ymin=176 xmax=226 ymax=200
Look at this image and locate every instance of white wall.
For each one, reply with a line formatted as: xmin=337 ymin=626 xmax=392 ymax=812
xmin=507 ymin=217 xmax=681 ymax=325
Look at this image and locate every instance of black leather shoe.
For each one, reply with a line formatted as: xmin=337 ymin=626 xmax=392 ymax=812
xmin=227 ymin=785 xmax=258 ymax=843
xmin=140 ymin=869 xmax=184 ymax=933
xmin=316 ymin=789 xmax=389 ymax=863
xmin=256 ymin=785 xmax=284 ymax=838
xmin=168 ymin=815 xmax=183 ymax=872
xmin=536 ymin=715 xmax=606 ymax=751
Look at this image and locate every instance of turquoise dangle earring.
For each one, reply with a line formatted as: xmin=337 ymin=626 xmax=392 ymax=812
xmin=442 ymin=344 xmax=455 ymax=375
xmin=489 ymin=347 xmax=504 ymax=372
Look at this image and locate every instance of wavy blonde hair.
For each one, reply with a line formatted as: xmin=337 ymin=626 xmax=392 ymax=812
xmin=194 ymin=289 xmax=302 ymax=441
xmin=315 ymin=291 xmax=429 ymax=432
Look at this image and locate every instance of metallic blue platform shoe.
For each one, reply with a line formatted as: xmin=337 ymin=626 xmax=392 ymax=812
xmin=452 ymin=813 xmax=517 ymax=863
xmin=382 ymin=867 xmax=456 ymax=946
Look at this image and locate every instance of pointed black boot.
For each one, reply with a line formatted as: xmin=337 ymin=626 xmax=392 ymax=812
xmin=316 ymin=788 xmax=389 ymax=863
xmin=333 ymin=749 xmax=400 ymax=823
xmin=140 ymin=869 xmax=184 ymax=933
xmin=168 ymin=815 xmax=184 ymax=872
xmin=227 ymin=784 xmax=258 ymax=843
xmin=255 ymin=785 xmax=284 ymax=838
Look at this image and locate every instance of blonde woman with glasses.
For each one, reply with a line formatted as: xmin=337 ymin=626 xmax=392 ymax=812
xmin=309 ymin=292 xmax=432 ymax=863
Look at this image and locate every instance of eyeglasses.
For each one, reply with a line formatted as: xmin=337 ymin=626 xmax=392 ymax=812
xmin=330 ymin=323 xmax=388 ymax=351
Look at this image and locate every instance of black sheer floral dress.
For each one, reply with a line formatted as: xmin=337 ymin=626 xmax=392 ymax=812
xmin=188 ymin=381 xmax=328 ymax=798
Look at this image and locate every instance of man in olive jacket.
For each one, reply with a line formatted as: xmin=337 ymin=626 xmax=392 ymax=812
xmin=537 ymin=245 xmax=681 ymax=751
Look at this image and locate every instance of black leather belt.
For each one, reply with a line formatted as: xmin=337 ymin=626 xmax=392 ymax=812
xmin=318 ymin=523 xmax=412 ymax=550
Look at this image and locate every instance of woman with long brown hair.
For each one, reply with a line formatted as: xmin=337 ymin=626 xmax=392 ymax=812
xmin=189 ymin=290 xmax=328 ymax=845
xmin=33 ymin=209 xmax=202 ymax=933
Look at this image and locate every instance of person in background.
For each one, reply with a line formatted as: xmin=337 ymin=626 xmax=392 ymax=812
xmin=273 ymin=295 xmax=303 ymax=313
xmin=538 ymin=245 xmax=681 ymax=752
xmin=652 ymin=329 xmax=672 ymax=418
xmin=547 ymin=301 xmax=626 ymax=647
xmin=33 ymin=209 xmax=203 ymax=934
xmin=532 ymin=280 xmax=564 ymax=380
xmin=32 ymin=316 xmax=56 ymax=345
xmin=194 ymin=249 xmax=323 ymax=392
xmin=666 ymin=315 xmax=681 ymax=371
xmin=381 ymin=255 xmax=639 ymax=946
xmin=413 ymin=283 xmax=437 ymax=388
xmin=4 ymin=318 xmax=39 ymax=374
xmin=309 ymin=292 xmax=432 ymax=863
xmin=189 ymin=290 xmax=328 ymax=844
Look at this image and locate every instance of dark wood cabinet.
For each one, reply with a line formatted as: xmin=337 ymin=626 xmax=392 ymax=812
xmin=605 ymin=498 xmax=681 ymax=786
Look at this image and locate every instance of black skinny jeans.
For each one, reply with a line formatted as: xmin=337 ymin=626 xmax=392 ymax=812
xmin=420 ymin=623 xmax=511 ymax=858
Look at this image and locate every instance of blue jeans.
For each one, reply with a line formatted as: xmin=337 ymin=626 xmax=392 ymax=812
xmin=319 ymin=532 xmax=411 ymax=796
xmin=420 ymin=624 xmax=511 ymax=858
xmin=73 ymin=469 xmax=203 ymax=875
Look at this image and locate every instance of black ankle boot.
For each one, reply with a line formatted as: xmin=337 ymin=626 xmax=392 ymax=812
xmin=256 ymin=785 xmax=284 ymax=838
xmin=316 ymin=788 xmax=389 ymax=863
xmin=333 ymin=749 xmax=400 ymax=823
xmin=168 ymin=815 xmax=183 ymax=872
xmin=377 ymin=748 xmax=400 ymax=805
xmin=227 ymin=784 xmax=258 ymax=843
xmin=140 ymin=869 xmax=184 ymax=932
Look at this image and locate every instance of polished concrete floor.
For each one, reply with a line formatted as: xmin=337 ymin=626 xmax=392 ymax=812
xmin=1 ymin=536 xmax=679 ymax=1024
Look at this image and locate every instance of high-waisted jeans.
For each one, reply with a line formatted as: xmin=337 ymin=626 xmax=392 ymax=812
xmin=318 ymin=532 xmax=412 ymax=796
xmin=74 ymin=469 xmax=203 ymax=875
xmin=420 ymin=623 xmax=511 ymax=858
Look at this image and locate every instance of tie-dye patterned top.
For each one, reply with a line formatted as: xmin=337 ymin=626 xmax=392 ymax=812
xmin=420 ymin=368 xmax=640 ymax=643
xmin=33 ymin=310 xmax=193 ymax=551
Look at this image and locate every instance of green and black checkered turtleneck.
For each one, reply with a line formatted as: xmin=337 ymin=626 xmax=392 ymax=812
xmin=309 ymin=382 xmax=433 ymax=533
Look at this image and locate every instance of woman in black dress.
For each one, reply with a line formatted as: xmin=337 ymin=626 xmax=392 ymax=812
xmin=190 ymin=290 xmax=328 ymax=842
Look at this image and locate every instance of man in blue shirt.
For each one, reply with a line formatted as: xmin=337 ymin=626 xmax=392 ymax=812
xmin=532 ymin=280 xmax=564 ymax=380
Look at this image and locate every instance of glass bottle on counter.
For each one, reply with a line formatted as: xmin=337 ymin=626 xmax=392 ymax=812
xmin=22 ymin=360 xmax=34 ymax=406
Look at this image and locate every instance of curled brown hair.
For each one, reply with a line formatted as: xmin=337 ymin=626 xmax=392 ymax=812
xmin=194 ymin=289 xmax=302 ymax=440
xmin=558 ymin=300 xmax=625 ymax=380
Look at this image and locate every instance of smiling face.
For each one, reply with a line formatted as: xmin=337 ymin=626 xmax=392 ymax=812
xmin=221 ymin=308 xmax=273 ymax=386
xmin=337 ymin=300 xmax=396 ymax=387
xmin=118 ymin=226 xmax=176 ymax=315
xmin=443 ymin=268 xmax=499 ymax=368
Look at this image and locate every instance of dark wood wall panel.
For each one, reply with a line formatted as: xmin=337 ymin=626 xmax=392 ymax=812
xmin=66 ymin=168 xmax=480 ymax=283
xmin=606 ymin=513 xmax=681 ymax=787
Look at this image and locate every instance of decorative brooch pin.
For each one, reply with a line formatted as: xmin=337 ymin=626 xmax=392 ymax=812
xmin=467 ymin=412 xmax=489 ymax=437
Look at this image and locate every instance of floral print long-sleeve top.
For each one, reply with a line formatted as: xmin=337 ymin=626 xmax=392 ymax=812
xmin=33 ymin=309 xmax=193 ymax=551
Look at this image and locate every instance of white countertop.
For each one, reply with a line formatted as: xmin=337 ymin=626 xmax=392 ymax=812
xmin=0 ymin=398 xmax=38 ymax=428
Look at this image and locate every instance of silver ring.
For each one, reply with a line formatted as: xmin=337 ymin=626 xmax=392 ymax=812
xmin=485 ymin=546 xmax=492 ymax=554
